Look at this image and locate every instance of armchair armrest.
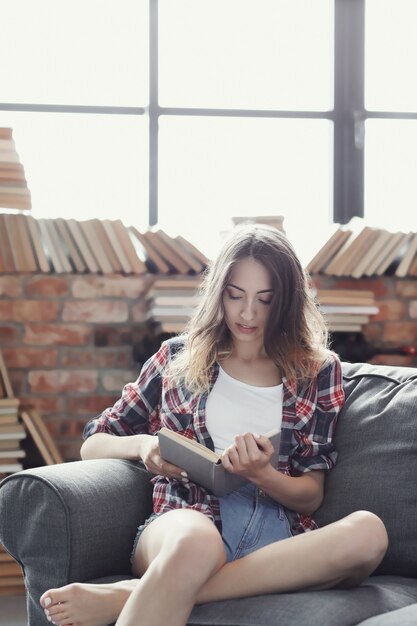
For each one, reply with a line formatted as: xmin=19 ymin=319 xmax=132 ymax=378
xmin=0 ymin=459 xmax=153 ymax=626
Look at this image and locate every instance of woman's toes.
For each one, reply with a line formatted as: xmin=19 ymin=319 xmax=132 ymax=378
xmin=40 ymin=590 xmax=60 ymax=608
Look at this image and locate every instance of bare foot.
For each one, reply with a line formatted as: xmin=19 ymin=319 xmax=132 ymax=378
xmin=40 ymin=580 xmax=137 ymax=626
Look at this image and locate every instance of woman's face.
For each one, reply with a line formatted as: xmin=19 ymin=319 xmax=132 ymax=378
xmin=222 ymin=256 xmax=273 ymax=348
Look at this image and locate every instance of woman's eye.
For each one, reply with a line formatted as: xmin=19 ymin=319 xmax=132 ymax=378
xmin=259 ymin=299 xmax=272 ymax=305
xmin=228 ymin=293 xmax=242 ymax=300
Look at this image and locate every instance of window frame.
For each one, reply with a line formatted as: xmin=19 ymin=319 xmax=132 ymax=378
xmin=1 ymin=0 xmax=416 ymax=228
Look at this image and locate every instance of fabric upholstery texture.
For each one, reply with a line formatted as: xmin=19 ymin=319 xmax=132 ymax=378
xmin=315 ymin=362 xmax=417 ymax=577
xmin=1 ymin=361 xmax=417 ymax=625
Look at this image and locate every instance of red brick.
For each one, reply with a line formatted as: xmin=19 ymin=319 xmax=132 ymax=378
xmin=0 ymin=300 xmax=59 ymax=322
xmin=101 ymin=370 xmax=138 ymax=392
xmin=310 ymin=275 xmax=337 ymax=290
xmin=396 ymin=280 xmax=417 ymax=298
xmin=71 ymin=276 xmax=149 ymax=299
xmin=362 ymin=323 xmax=383 ymax=343
xmin=0 ymin=325 xmax=21 ymax=344
xmin=56 ymin=439 xmax=83 ymax=462
xmin=63 ymin=300 xmax=128 ymax=323
xmin=131 ymin=300 xmax=149 ymax=322
xmin=332 ymin=278 xmax=393 ymax=298
xmin=0 ymin=276 xmax=22 ymax=297
xmin=382 ymin=322 xmax=417 ymax=343
xmin=3 ymin=347 xmax=58 ymax=368
xmin=372 ymin=300 xmax=405 ymax=322
xmin=28 ymin=370 xmax=98 ymax=393
xmin=25 ymin=276 xmax=69 ymax=297
xmin=94 ymin=326 xmax=148 ymax=347
xmin=23 ymin=323 xmax=92 ymax=346
xmin=45 ymin=417 xmax=88 ymax=439
xmin=409 ymin=301 xmax=417 ymax=319
xmin=369 ymin=354 xmax=414 ymax=367
xmin=60 ymin=348 xmax=132 ymax=368
xmin=19 ymin=396 xmax=64 ymax=414
xmin=67 ymin=395 xmax=117 ymax=415
xmin=8 ymin=369 xmax=24 ymax=396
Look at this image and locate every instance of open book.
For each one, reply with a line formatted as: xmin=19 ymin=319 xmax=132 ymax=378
xmin=158 ymin=427 xmax=281 ymax=497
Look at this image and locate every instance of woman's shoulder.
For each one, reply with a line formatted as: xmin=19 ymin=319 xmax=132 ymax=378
xmin=150 ymin=335 xmax=189 ymax=369
xmin=314 ymin=350 xmax=344 ymax=397
xmin=317 ymin=349 xmax=341 ymax=372
xmin=162 ymin=334 xmax=188 ymax=357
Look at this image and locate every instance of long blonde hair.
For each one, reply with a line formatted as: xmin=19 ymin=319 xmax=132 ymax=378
xmin=168 ymin=224 xmax=330 ymax=393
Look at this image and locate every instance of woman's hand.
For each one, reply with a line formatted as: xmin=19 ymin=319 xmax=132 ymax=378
xmin=138 ymin=434 xmax=188 ymax=482
xmin=221 ymin=432 xmax=274 ymax=481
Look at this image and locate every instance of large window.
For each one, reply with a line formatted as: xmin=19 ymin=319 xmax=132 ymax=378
xmin=364 ymin=0 xmax=417 ymax=232
xmin=1 ymin=0 xmax=416 ymax=265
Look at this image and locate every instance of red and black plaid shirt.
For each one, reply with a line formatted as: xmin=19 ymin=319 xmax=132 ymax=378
xmin=84 ymin=337 xmax=345 ymax=535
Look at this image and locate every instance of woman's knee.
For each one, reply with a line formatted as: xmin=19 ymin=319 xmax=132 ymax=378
xmin=133 ymin=510 xmax=225 ymax=577
xmin=168 ymin=521 xmax=226 ymax=570
xmin=339 ymin=510 xmax=388 ymax=571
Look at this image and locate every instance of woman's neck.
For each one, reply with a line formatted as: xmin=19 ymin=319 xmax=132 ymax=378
xmin=219 ymin=346 xmax=281 ymax=386
xmin=227 ymin=341 xmax=267 ymax=363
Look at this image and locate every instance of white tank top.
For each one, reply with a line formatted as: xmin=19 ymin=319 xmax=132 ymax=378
xmin=205 ymin=366 xmax=283 ymax=455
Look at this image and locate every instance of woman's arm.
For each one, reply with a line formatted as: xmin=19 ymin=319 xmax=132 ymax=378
xmin=244 ymin=451 xmax=324 ymax=515
xmin=80 ymin=341 xmax=187 ymax=480
xmin=80 ymin=432 xmax=146 ymax=460
xmin=221 ymin=432 xmax=324 ymax=515
xmin=81 ymin=432 xmax=186 ymax=479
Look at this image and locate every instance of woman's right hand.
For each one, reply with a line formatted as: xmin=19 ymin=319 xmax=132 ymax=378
xmin=138 ymin=434 xmax=188 ymax=482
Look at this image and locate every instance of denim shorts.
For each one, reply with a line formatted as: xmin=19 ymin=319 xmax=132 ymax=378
xmin=131 ymin=483 xmax=293 ymax=565
xmin=219 ymin=482 xmax=293 ymax=562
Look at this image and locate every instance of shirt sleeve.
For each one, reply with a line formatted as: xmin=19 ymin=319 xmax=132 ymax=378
xmin=83 ymin=341 xmax=169 ymax=439
xmin=291 ymin=353 xmax=345 ymax=475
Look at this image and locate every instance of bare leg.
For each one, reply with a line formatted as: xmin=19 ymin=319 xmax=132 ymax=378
xmin=116 ymin=509 xmax=226 ymax=626
xmin=41 ymin=508 xmax=226 ymax=626
xmin=40 ymin=510 xmax=388 ymax=626
xmin=40 ymin=580 xmax=137 ymax=626
xmin=196 ymin=510 xmax=389 ymax=603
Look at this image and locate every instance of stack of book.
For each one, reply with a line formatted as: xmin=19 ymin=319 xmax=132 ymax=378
xmin=0 ymin=351 xmax=26 ymax=595
xmin=313 ymin=288 xmax=379 ymax=333
xmin=0 ymin=127 xmax=32 ymax=211
xmin=0 ymin=544 xmax=24 ymax=596
xmin=0 ymin=352 xmax=26 ymax=481
xmin=0 ymin=350 xmax=63 ymax=481
xmin=146 ymin=276 xmax=203 ymax=335
xmin=307 ymin=218 xmax=417 ymax=278
xmin=130 ymin=228 xmax=208 ymax=275
xmin=0 ymin=213 xmax=209 ymax=276
xmin=0 ymin=397 xmax=26 ymax=480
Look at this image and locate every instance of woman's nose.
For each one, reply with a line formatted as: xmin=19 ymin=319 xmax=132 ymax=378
xmin=240 ymin=301 xmax=255 ymax=320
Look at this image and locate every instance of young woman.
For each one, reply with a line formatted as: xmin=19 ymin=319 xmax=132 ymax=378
xmin=40 ymin=225 xmax=388 ymax=626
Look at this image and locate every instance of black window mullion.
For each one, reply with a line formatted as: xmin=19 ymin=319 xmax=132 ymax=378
xmin=333 ymin=0 xmax=365 ymax=224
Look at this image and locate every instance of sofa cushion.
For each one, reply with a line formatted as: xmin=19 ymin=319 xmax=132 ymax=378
xmin=314 ymin=362 xmax=417 ymax=577
xmin=91 ymin=575 xmax=417 ymax=626
xmin=357 ymin=603 xmax=417 ymax=626
xmin=189 ymin=576 xmax=417 ymax=626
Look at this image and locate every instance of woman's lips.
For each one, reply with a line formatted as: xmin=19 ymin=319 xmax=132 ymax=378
xmin=236 ymin=323 xmax=257 ymax=334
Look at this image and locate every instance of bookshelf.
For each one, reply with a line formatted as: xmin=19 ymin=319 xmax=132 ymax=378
xmin=307 ymin=219 xmax=417 ymax=279
xmin=0 ymin=349 xmax=64 ymax=596
xmin=0 ymin=213 xmax=208 ymax=277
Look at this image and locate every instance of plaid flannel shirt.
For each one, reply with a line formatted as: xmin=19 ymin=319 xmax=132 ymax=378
xmin=84 ymin=337 xmax=345 ymax=535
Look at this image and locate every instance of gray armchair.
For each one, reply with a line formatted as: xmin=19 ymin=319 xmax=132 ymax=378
xmin=1 ymin=362 xmax=417 ymax=626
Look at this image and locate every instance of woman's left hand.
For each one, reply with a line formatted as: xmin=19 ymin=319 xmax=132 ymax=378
xmin=221 ymin=432 xmax=274 ymax=480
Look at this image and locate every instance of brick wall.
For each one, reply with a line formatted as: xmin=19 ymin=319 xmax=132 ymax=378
xmin=1 ymin=273 xmax=416 ymax=464
xmin=0 ymin=274 xmax=155 ymax=461
xmin=311 ymin=275 xmax=417 ymax=367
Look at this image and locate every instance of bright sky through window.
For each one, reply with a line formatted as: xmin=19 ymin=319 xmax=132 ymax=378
xmin=1 ymin=0 xmax=416 ymax=265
